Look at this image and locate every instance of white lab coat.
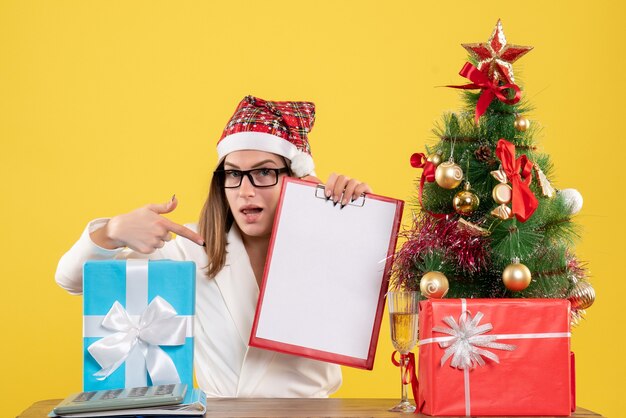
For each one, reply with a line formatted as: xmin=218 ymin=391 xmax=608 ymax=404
xmin=55 ymin=219 xmax=342 ymax=397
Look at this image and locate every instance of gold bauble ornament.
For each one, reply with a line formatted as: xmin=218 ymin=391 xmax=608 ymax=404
xmin=435 ymin=161 xmax=463 ymax=189
xmin=453 ymin=183 xmax=480 ymax=215
xmin=420 ymin=271 xmax=449 ymax=299
xmin=514 ymin=115 xmax=530 ymax=131
xmin=568 ymin=281 xmax=595 ymax=310
xmin=427 ymin=153 xmax=443 ymax=166
xmin=502 ymin=261 xmax=532 ymax=291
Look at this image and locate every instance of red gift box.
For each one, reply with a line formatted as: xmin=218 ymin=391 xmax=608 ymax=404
xmin=417 ymin=298 xmax=572 ymax=416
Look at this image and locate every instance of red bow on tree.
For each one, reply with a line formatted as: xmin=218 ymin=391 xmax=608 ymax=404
xmin=495 ymin=139 xmax=538 ymax=222
xmin=410 ymin=153 xmax=435 ymax=181
xmin=448 ymin=62 xmax=521 ymax=123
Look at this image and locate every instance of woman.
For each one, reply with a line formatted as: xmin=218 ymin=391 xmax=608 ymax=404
xmin=56 ymin=95 xmax=372 ymax=398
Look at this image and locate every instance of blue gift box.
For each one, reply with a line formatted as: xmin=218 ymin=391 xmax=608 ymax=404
xmin=83 ymin=259 xmax=195 ymax=391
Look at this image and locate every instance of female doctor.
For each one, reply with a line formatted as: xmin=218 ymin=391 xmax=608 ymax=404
xmin=55 ymin=96 xmax=372 ymax=398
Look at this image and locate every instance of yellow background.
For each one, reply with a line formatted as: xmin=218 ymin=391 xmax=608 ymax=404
xmin=1 ymin=1 xmax=622 ymax=417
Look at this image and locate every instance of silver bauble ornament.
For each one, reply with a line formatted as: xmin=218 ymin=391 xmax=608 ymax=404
xmin=559 ymin=188 xmax=583 ymax=215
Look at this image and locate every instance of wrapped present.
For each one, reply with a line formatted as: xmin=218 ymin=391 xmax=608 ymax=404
xmin=83 ymin=259 xmax=195 ymax=391
xmin=417 ymin=298 xmax=572 ymax=416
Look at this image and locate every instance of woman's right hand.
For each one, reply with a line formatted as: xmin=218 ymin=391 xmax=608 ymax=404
xmin=90 ymin=196 xmax=205 ymax=253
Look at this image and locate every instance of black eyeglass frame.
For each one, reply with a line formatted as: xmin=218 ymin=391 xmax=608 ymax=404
xmin=214 ymin=167 xmax=290 ymax=188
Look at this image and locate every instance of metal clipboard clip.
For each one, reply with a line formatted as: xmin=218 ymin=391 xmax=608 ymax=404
xmin=314 ymin=184 xmax=366 ymax=207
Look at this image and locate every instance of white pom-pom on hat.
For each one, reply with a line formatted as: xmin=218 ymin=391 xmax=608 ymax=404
xmin=290 ymin=151 xmax=315 ymax=177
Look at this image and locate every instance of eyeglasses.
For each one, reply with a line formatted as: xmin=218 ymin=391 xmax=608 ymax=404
xmin=215 ymin=167 xmax=290 ymax=188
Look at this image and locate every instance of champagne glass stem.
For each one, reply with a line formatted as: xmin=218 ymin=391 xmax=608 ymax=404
xmin=400 ymin=355 xmax=410 ymax=405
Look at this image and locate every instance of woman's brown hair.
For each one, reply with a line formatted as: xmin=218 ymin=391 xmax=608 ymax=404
xmin=198 ymin=162 xmax=233 ymax=278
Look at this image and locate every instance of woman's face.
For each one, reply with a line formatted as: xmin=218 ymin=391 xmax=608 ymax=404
xmin=223 ymin=150 xmax=288 ymax=241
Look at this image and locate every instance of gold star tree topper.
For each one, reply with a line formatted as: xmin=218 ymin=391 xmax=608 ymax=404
xmin=462 ymin=19 xmax=533 ymax=84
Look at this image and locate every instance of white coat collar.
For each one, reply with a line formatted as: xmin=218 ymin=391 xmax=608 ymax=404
xmin=214 ymin=226 xmax=277 ymax=395
xmin=214 ymin=225 xmax=260 ymax=346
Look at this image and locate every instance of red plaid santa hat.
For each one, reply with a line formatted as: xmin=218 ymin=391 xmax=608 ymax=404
xmin=217 ymin=95 xmax=316 ymax=177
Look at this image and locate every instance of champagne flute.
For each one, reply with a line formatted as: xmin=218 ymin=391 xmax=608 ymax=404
xmin=388 ymin=290 xmax=419 ymax=413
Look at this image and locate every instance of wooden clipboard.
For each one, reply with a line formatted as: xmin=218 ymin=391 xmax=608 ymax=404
xmin=249 ymin=177 xmax=404 ymax=369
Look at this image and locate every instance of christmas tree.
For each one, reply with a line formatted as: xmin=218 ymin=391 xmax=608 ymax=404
xmin=393 ymin=20 xmax=594 ymax=325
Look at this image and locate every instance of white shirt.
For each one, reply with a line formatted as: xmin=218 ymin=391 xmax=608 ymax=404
xmin=55 ymin=219 xmax=342 ymax=397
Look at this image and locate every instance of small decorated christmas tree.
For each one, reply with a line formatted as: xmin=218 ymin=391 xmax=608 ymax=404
xmin=393 ymin=19 xmax=594 ymax=325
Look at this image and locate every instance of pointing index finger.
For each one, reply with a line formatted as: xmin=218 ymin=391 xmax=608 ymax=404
xmin=162 ymin=219 xmax=205 ymax=246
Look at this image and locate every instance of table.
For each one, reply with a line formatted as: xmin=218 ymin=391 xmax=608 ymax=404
xmin=17 ymin=398 xmax=605 ymax=418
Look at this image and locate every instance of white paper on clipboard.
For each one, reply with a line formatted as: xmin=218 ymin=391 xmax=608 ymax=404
xmin=249 ymin=177 xmax=404 ymax=369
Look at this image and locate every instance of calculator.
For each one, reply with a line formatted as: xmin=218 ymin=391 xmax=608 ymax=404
xmin=53 ymin=384 xmax=187 ymax=414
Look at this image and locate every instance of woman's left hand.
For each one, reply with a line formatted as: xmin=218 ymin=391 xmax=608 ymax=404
xmin=320 ymin=173 xmax=373 ymax=206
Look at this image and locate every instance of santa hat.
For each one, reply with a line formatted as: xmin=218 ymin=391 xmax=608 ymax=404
xmin=217 ymin=95 xmax=316 ymax=177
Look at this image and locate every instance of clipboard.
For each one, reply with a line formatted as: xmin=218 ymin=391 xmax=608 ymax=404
xmin=249 ymin=177 xmax=404 ymax=369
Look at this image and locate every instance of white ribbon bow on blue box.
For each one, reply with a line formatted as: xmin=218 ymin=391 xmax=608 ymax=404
xmin=83 ymin=259 xmax=195 ymax=391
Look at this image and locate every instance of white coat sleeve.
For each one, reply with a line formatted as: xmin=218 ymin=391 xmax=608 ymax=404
xmin=55 ymin=218 xmax=186 ymax=295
